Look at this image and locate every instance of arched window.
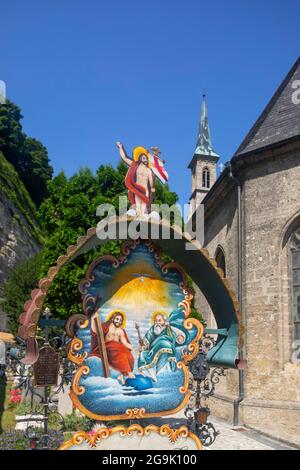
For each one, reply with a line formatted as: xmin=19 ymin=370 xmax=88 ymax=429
xmin=202 ymin=167 xmax=210 ymax=188
xmin=215 ymin=246 xmax=226 ymax=277
xmin=290 ymin=228 xmax=300 ymax=341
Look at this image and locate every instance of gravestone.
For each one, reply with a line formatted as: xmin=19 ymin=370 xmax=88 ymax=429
xmin=33 ymin=346 xmax=59 ymax=387
xmin=57 ymin=385 xmax=73 ymax=416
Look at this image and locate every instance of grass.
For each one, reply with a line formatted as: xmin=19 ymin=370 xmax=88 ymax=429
xmin=0 ymin=380 xmax=17 ymax=433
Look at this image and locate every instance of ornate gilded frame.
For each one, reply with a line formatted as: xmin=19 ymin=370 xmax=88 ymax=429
xmin=18 ymin=218 xmax=243 ymax=368
xmin=59 ymin=424 xmax=202 ymax=450
xmin=67 ymin=239 xmax=204 ymax=421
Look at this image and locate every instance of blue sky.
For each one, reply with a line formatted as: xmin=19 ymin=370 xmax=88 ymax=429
xmin=1 ymin=0 xmax=299 ymax=205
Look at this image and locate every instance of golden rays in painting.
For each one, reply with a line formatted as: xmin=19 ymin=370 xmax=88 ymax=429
xmin=108 ymin=276 xmax=169 ymax=310
xmin=105 ymin=261 xmax=170 ymax=311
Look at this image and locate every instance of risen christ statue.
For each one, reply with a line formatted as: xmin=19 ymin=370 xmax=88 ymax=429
xmin=116 ymin=142 xmax=155 ymax=217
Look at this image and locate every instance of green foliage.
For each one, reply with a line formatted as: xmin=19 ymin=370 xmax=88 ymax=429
xmin=0 ymin=429 xmax=63 ymax=450
xmin=14 ymin=401 xmax=43 ymax=416
xmin=3 ymin=253 xmax=42 ymax=334
xmin=3 ymin=149 xmax=183 ymax=326
xmin=21 ymin=138 xmax=53 ymax=205
xmin=187 ymin=277 xmax=207 ymax=326
xmin=189 ymin=307 xmax=206 ymax=326
xmin=62 ymin=413 xmax=92 ymax=432
xmin=152 ymin=179 xmax=180 ymax=225
xmin=0 ymin=376 xmax=7 ymax=433
xmin=0 ymin=101 xmax=24 ymax=163
xmin=42 ymin=242 xmax=122 ymax=319
xmin=0 ymin=151 xmax=44 ymax=243
xmin=0 ymin=101 xmax=53 ymax=206
xmin=37 ymin=163 xmax=180 ymax=320
xmin=0 ymin=381 xmax=16 ymax=433
xmin=153 ymin=180 xmax=178 ymax=207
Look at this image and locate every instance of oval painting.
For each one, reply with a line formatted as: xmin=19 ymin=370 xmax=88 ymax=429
xmin=68 ymin=239 xmax=203 ymax=420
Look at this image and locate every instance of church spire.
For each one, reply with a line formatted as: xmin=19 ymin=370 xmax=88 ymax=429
xmin=188 ymin=93 xmax=220 ymax=215
xmin=195 ymin=94 xmax=219 ymax=157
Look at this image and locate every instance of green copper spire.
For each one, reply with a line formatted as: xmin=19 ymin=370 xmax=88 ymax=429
xmin=195 ymin=94 xmax=219 ymax=157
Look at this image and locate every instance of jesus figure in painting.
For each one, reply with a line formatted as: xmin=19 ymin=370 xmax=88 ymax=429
xmin=91 ymin=311 xmax=135 ymax=384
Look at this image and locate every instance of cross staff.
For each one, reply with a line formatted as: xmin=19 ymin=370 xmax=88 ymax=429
xmin=135 ymin=322 xmax=145 ymax=347
xmin=92 ymin=298 xmax=110 ymax=378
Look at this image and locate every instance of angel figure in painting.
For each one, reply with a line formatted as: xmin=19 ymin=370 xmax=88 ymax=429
xmin=116 ymin=141 xmax=168 ymax=218
xmin=91 ymin=310 xmax=135 ymax=384
xmin=136 ymin=311 xmax=187 ymax=382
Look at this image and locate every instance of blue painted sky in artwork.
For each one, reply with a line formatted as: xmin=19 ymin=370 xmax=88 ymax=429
xmin=84 ymin=243 xmax=183 ymax=314
xmin=78 ymin=243 xmax=195 ymax=350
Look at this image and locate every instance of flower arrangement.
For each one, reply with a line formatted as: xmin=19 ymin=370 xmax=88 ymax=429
xmin=9 ymin=388 xmax=22 ymax=404
xmin=0 ymin=430 xmax=63 ymax=450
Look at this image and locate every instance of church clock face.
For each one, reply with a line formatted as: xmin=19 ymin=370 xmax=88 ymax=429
xmin=67 ymin=240 xmax=203 ymax=420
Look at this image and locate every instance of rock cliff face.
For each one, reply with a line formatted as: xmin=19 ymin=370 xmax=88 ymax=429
xmin=0 ymin=152 xmax=43 ymax=329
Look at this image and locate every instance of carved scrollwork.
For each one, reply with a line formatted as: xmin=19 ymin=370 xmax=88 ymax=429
xmin=125 ymin=408 xmax=146 ymax=419
xmin=65 ymin=314 xmax=88 ymax=338
xmin=119 ymin=239 xmax=140 ymax=263
xmin=82 ymin=294 xmax=101 ymax=317
xmin=59 ymin=424 xmax=202 ymax=450
xmin=72 ymin=365 xmax=90 ymax=395
xmin=67 ymin=338 xmax=88 ymax=365
xmin=145 ymin=239 xmax=163 ymax=266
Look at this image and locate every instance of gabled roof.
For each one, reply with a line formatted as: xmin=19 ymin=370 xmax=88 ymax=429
xmin=234 ymin=57 xmax=300 ymax=157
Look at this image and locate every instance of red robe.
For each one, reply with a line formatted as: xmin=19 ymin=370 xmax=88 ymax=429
xmin=125 ymin=161 xmax=151 ymax=208
xmin=91 ymin=322 xmax=134 ymax=375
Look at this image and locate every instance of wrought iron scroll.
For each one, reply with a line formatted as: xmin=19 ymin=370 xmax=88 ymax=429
xmin=185 ymin=335 xmax=226 ymax=447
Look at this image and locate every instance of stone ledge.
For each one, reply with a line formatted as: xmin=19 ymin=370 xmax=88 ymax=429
xmin=244 ymin=423 xmax=300 ymax=450
xmin=241 ymin=398 xmax=300 ymax=411
xmin=213 ymin=393 xmax=300 ymax=412
xmin=15 ymin=414 xmax=44 ymax=430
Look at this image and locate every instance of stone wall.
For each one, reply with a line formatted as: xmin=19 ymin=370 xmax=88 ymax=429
xmin=189 ymin=156 xmax=218 ymax=212
xmin=0 ymin=190 xmax=41 ymax=329
xmin=240 ymin=145 xmax=300 ymax=446
xmin=194 ymin=181 xmax=240 ymax=403
xmin=196 ymin=142 xmax=300 ymax=446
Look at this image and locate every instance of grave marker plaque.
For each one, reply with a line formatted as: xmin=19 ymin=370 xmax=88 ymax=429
xmin=33 ymin=345 xmax=59 ymax=386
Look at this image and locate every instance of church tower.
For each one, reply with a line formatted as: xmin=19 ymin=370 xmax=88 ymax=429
xmin=188 ymin=94 xmax=219 ymax=215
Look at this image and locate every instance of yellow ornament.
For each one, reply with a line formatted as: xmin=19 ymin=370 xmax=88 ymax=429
xmin=150 ymin=310 xmax=170 ymax=325
xmin=104 ymin=309 xmax=127 ymax=328
xmin=132 ymin=146 xmax=150 ymax=166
